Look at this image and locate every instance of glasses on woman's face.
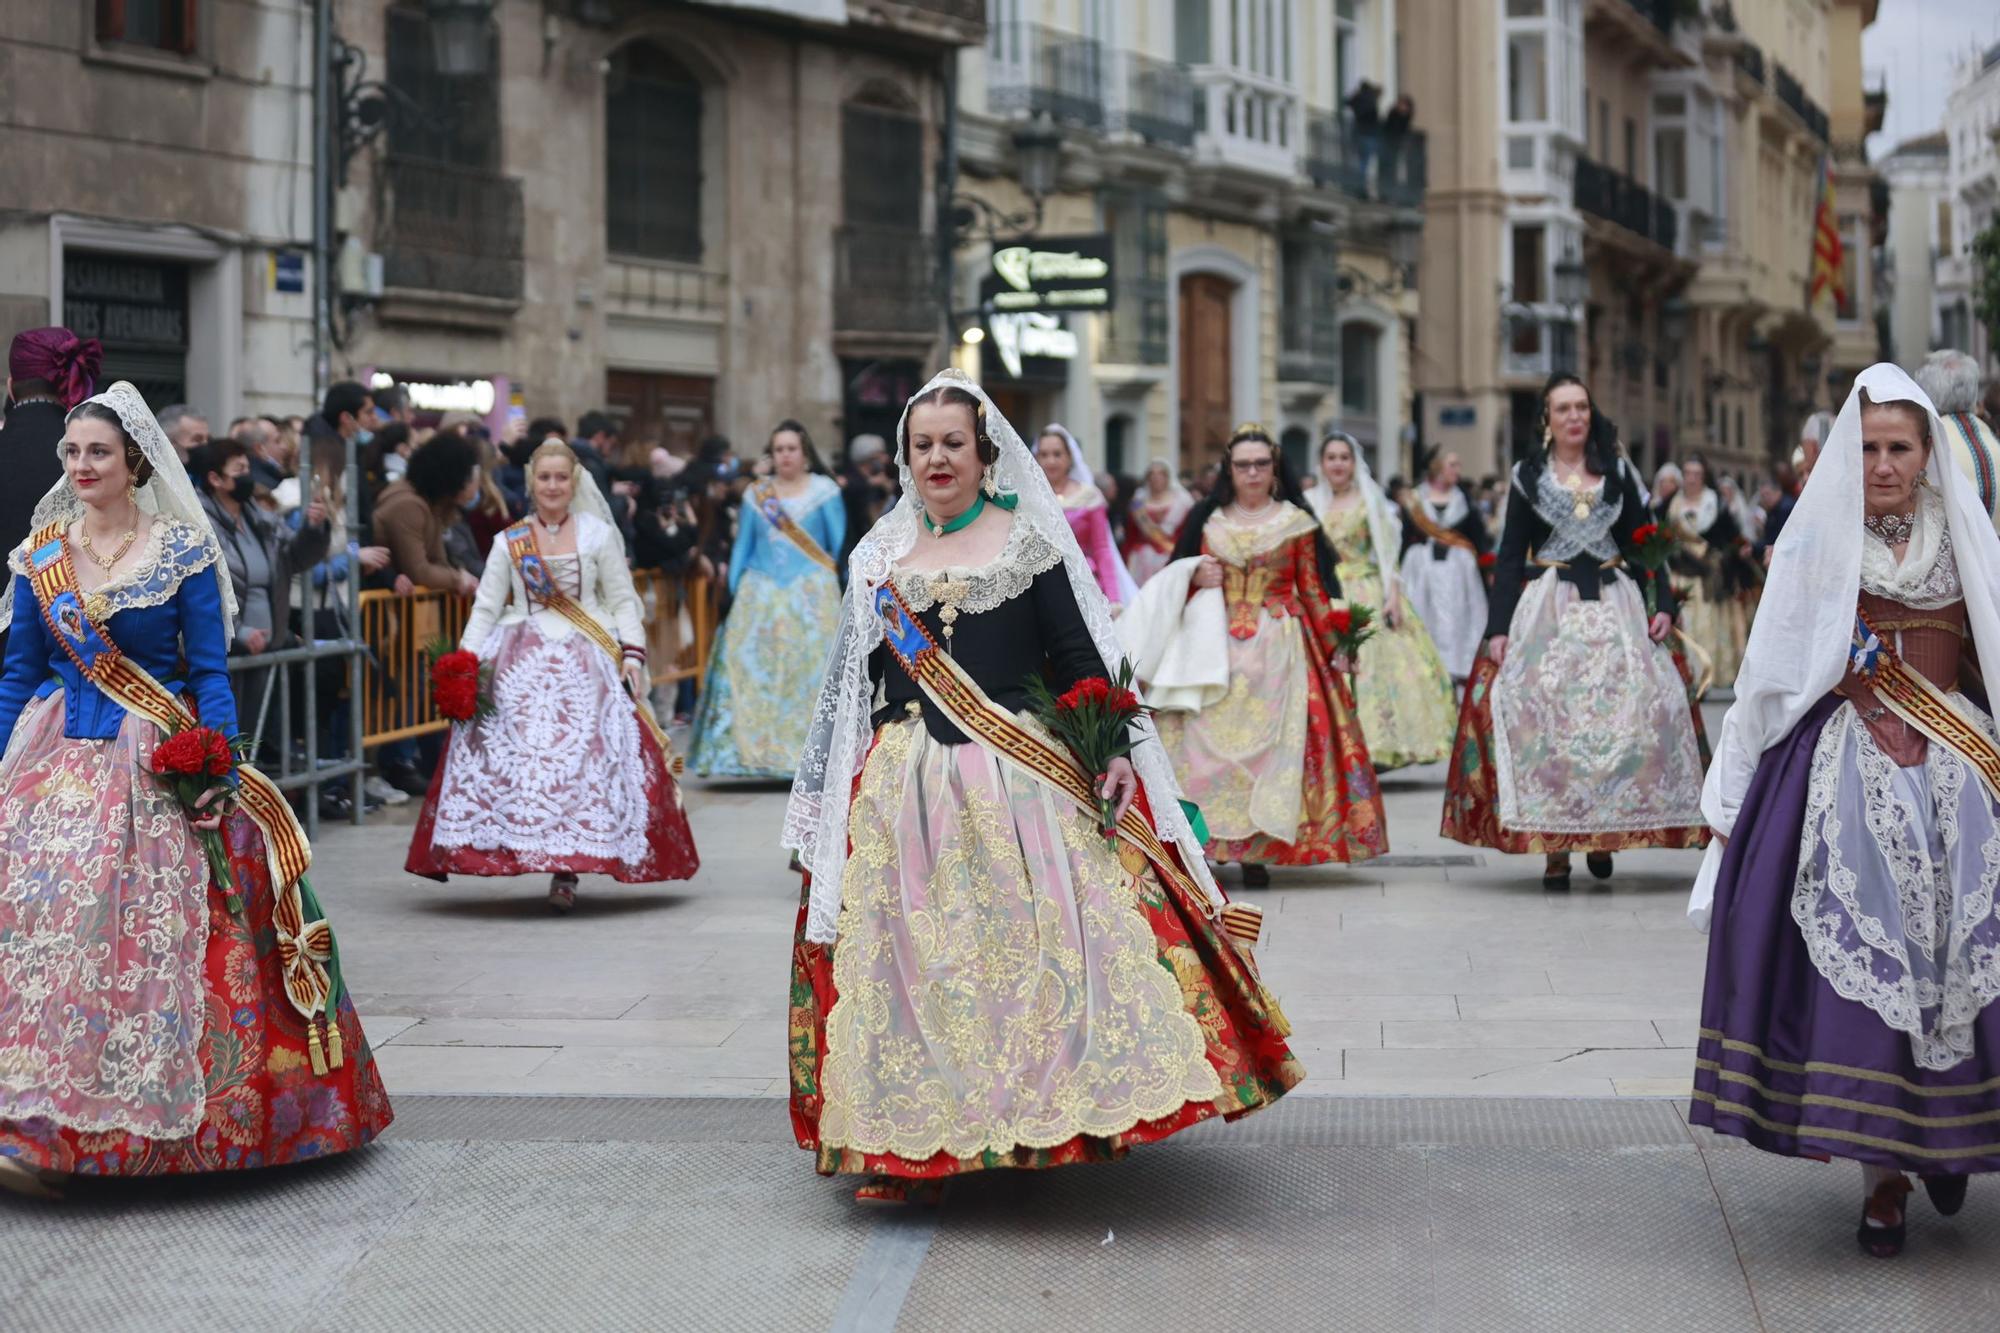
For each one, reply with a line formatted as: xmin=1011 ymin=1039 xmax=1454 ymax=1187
xmin=1231 ymin=458 xmax=1274 ymax=473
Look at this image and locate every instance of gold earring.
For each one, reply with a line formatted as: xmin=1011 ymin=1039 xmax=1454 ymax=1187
xmin=982 ymin=464 xmax=999 ymax=498
xmin=1542 ymin=426 xmax=1552 ymax=449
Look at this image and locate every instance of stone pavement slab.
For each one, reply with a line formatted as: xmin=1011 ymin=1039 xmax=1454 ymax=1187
xmin=7 ymin=1094 xmax=1993 ymax=1332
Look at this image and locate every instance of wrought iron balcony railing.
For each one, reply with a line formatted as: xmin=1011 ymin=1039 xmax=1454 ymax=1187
xmin=1109 ymin=50 xmax=1196 ymax=149
xmin=834 ymin=225 xmax=937 ymax=336
xmin=1732 ymin=41 xmax=1764 ymax=86
xmin=379 ymin=157 xmax=525 ymax=303
xmin=1305 ymin=113 xmax=1428 ymax=206
xmin=1772 ymin=61 xmax=1829 ymax=142
xmin=987 ymin=22 xmax=1105 ymax=130
xmin=1574 ymin=156 xmax=1677 ymax=252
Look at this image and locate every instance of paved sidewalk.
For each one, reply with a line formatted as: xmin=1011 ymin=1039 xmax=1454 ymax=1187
xmin=327 ymin=742 xmax=1725 ymax=1101
xmin=6 ymin=1095 xmax=1993 ymax=1331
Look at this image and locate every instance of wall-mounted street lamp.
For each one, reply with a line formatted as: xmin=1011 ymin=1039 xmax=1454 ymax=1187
xmin=424 ymin=0 xmax=499 ymax=77
xmin=951 ymin=117 xmax=1065 ymax=245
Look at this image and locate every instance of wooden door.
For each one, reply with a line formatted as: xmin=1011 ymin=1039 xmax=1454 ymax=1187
xmin=1179 ymin=273 xmax=1234 ymax=468
xmin=607 ymin=371 xmax=714 ymax=459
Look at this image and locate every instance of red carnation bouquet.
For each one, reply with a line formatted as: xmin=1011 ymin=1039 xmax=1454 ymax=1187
xmin=427 ymin=639 xmax=494 ymax=725
xmin=150 ymin=724 xmax=243 ymax=912
xmin=1024 ymin=657 xmax=1153 ymax=835
xmin=1627 ymin=522 xmax=1677 ymax=616
xmin=1326 ymin=603 xmax=1376 ymax=670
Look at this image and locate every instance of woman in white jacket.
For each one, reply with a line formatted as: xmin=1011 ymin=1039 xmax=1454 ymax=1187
xmin=405 ymin=441 xmax=698 ymax=910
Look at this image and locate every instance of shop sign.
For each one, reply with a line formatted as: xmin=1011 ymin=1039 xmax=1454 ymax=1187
xmin=370 ymin=371 xmax=497 ymax=415
xmin=982 ymin=234 xmax=1115 ymax=313
xmin=984 ymin=312 xmax=1076 ymax=383
xmin=63 ymin=255 xmax=189 ymax=349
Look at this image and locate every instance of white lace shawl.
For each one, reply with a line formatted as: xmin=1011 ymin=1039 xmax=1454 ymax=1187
xmin=1689 ymin=363 xmax=2000 ymax=927
xmin=783 ymin=369 xmax=1221 ymax=944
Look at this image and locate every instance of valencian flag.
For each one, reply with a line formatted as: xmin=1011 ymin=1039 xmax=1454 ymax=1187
xmin=1809 ymin=154 xmax=1844 ymax=306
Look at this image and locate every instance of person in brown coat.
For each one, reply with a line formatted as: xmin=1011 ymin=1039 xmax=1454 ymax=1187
xmin=371 ymin=431 xmax=481 ymax=597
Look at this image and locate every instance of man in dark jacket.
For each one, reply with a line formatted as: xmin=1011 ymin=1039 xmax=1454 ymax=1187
xmin=3 ymin=328 xmax=103 ymax=657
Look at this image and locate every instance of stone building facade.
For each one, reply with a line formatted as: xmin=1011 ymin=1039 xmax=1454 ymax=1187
xmin=0 ymin=0 xmax=318 ymax=420
xmin=950 ymin=0 xmax=1425 ymax=482
xmin=1937 ymin=41 xmax=2000 ymax=374
xmin=1410 ymin=0 xmax=1884 ymax=481
xmin=330 ymin=0 xmax=979 ymax=451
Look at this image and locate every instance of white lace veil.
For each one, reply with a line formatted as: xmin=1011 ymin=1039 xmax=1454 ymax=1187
xmin=1687 ymin=362 xmax=2000 ymax=926
xmin=1143 ymin=455 xmax=1192 ymax=510
xmin=0 ymin=380 xmax=235 ymax=637
xmin=1303 ymin=430 xmax=1402 ymax=596
xmin=783 ymin=368 xmax=1222 ymax=944
xmin=567 ymin=454 xmax=618 ymax=529
xmin=1040 ymin=423 xmax=1094 ymax=489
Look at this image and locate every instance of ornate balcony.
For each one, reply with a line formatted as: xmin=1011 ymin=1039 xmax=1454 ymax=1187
xmin=1772 ymin=61 xmax=1829 ymax=143
xmin=1575 ymin=156 xmax=1678 ymax=252
xmin=379 ymin=156 xmax=524 ymax=305
xmin=987 ymin=22 xmax=1104 ymax=130
xmin=1306 ymin=114 xmax=1428 ymax=207
xmin=834 ymin=225 xmax=937 ymax=337
xmin=1108 ymin=50 xmax=1196 ymax=149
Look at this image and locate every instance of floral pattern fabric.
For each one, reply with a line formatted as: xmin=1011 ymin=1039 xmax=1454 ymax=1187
xmin=690 ymin=480 xmax=845 ymax=779
xmin=1320 ymin=504 xmax=1457 ymax=770
xmin=0 ymin=725 xmax=391 ymax=1176
xmin=0 ymin=699 xmax=209 ymax=1135
xmin=1154 ymin=507 xmax=1387 ymax=865
xmin=789 ymin=725 xmax=1302 ymax=1179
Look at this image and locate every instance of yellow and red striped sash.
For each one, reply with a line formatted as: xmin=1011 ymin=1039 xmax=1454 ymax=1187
xmin=504 ymin=522 xmax=679 ymax=770
xmin=872 ymin=579 xmax=1263 ymax=951
xmin=751 ymin=481 xmax=838 ymax=574
xmin=1129 ymin=505 xmax=1178 ymax=555
xmin=1851 ymin=607 xmax=2000 ymax=802
xmin=1403 ymin=495 xmax=1476 ymax=552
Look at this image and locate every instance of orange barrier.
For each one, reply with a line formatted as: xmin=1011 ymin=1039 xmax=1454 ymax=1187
xmin=357 ymin=570 xmax=717 ymax=747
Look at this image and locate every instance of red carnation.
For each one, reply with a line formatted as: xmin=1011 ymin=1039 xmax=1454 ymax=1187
xmin=433 ymin=650 xmax=480 ymax=685
xmin=1058 ymin=677 xmax=1113 ymax=711
xmin=1106 ymin=687 xmax=1141 ymax=715
xmin=1632 ymin=523 xmax=1659 ymax=545
xmin=1327 ymin=607 xmax=1353 ymax=635
xmin=153 ymin=727 xmax=221 ymax=777
xmin=1478 ymin=552 xmax=1497 ymax=569
xmin=434 ymin=677 xmax=481 ymax=723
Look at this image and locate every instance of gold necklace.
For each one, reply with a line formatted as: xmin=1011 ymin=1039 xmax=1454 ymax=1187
xmin=1551 ymin=460 xmax=1593 ymax=520
xmin=77 ymin=520 xmax=139 ymax=571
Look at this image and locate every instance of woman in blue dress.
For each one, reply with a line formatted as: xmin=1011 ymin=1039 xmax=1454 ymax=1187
xmin=689 ymin=420 xmax=846 ymax=779
xmin=0 ymin=383 xmax=389 ymax=1197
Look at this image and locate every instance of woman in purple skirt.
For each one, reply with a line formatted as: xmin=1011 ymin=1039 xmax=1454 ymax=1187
xmin=1688 ymin=363 xmax=2000 ymax=1257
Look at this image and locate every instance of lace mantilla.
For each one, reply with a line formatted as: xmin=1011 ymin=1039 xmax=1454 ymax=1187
xmin=6 ymin=518 xmax=219 ymax=617
xmin=890 ymin=520 xmax=1064 ymax=615
xmin=1861 ymin=483 xmax=1962 ymax=609
xmin=1523 ymin=462 xmax=1623 ymax=563
xmin=1792 ymin=698 xmax=2000 ymax=1070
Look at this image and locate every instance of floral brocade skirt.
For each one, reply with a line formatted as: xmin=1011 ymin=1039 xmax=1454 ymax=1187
xmin=406 ymin=620 xmax=697 ymax=883
xmin=689 ymin=567 xmax=842 ymax=780
xmin=0 ymin=698 xmax=392 ymax=1175
xmin=1442 ymin=572 xmax=1710 ymax=854
xmin=789 ymin=716 xmax=1302 ymax=1179
xmin=1338 ymin=557 xmax=1458 ymax=770
xmin=1154 ymin=610 xmax=1388 ymax=865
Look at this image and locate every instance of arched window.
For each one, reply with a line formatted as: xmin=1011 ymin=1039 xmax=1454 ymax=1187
xmin=607 ymin=43 xmax=704 ymax=262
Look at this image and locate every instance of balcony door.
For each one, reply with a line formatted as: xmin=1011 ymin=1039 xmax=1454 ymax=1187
xmin=607 ymin=370 xmax=713 ymax=457
xmin=1179 ymin=272 xmax=1235 ymax=466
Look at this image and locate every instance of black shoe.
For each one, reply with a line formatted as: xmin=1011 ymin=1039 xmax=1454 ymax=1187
xmin=1857 ymin=1178 xmax=1911 ymax=1258
xmin=1586 ymin=852 xmax=1614 ymax=880
xmin=383 ymin=763 xmax=430 ymax=798
xmin=1241 ymin=863 xmax=1270 ymax=888
xmin=1921 ymin=1173 xmax=1969 ymax=1216
xmin=1543 ymin=853 xmax=1571 ymax=891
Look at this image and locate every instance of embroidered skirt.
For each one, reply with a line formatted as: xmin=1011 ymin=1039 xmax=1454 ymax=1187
xmin=1694 ymin=693 xmax=2000 ymax=1173
xmin=789 ymin=716 xmax=1301 ymax=1179
xmin=689 ymin=565 xmax=842 ymax=780
xmin=1442 ymin=570 xmax=1710 ymax=854
xmin=1154 ymin=610 xmax=1387 ymax=865
xmin=0 ymin=698 xmax=392 ymax=1174
xmin=406 ymin=620 xmax=697 ymax=883
xmin=1338 ymin=555 xmax=1458 ymax=771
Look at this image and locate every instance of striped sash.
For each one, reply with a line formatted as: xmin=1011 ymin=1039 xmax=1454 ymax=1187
xmin=752 ymin=482 xmax=837 ymax=574
xmin=1403 ymin=496 xmax=1475 ymax=552
xmin=1129 ymin=505 xmax=1177 ymax=555
xmin=873 ymin=579 xmax=1263 ymax=952
xmin=1850 ymin=607 xmax=2000 ymax=802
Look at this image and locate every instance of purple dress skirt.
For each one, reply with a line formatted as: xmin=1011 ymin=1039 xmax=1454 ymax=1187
xmin=1691 ymin=690 xmax=2000 ymax=1174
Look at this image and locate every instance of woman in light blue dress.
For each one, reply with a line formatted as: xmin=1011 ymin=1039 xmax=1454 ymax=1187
xmin=689 ymin=420 xmax=845 ymax=779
